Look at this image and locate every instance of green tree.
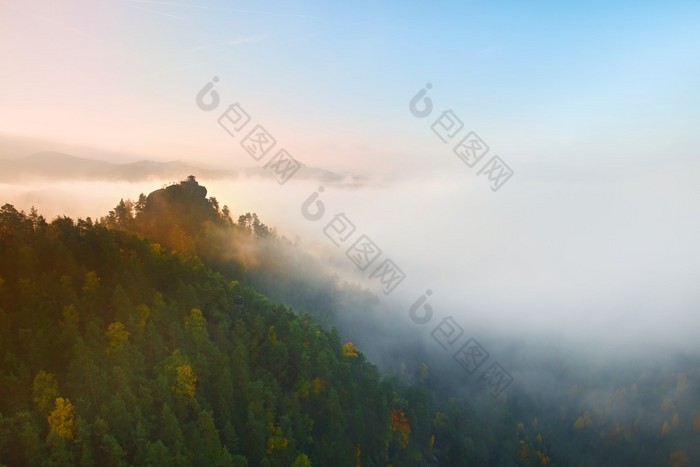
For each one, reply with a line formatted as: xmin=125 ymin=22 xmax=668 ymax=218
xmin=291 ymin=453 xmax=313 ymax=467
xmin=32 ymin=371 xmax=58 ymax=414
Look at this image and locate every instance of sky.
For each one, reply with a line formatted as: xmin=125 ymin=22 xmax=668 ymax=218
xmin=1 ymin=0 xmax=699 ymax=352
xmin=2 ymin=0 xmax=699 ymax=169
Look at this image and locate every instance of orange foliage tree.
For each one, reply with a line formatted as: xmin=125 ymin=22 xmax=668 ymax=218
xmin=389 ymin=408 xmax=411 ymax=448
xmin=669 ymin=450 xmax=689 ymax=467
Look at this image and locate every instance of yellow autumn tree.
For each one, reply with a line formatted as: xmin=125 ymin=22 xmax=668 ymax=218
xmin=266 ymin=424 xmax=289 ymax=454
xmin=573 ymin=411 xmax=592 ymax=430
xmin=105 ymin=321 xmax=130 ymax=353
xmin=175 ymin=364 xmax=197 ymax=401
xmin=48 ymin=397 xmax=74 ymax=440
xmin=311 ymin=377 xmax=326 ymax=395
xmin=536 ymin=449 xmax=551 ymax=466
xmin=342 ymin=341 xmax=359 ymax=358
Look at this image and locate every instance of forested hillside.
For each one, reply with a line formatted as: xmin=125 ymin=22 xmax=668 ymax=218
xmin=1 ymin=177 xmax=698 ymax=467
xmin=0 ymin=180 xmax=505 ymax=466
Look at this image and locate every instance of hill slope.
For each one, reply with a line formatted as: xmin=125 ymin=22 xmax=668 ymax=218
xmin=4 ymin=178 xmax=699 ymax=467
xmin=0 ymin=201 xmax=486 ymax=466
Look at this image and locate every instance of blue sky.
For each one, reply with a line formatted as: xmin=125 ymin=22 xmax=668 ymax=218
xmin=2 ymin=0 xmax=699 ymax=171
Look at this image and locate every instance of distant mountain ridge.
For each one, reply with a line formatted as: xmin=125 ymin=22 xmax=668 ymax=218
xmin=0 ymin=151 xmax=372 ymax=186
xmin=0 ymin=152 xmax=219 ymax=182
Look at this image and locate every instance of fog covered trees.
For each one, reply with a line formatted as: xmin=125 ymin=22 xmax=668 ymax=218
xmin=0 ymin=201 xmax=458 ymax=466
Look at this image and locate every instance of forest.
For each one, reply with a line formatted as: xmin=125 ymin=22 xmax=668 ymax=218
xmin=0 ymin=176 xmax=698 ymax=466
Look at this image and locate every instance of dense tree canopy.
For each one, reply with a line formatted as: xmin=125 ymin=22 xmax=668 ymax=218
xmin=1 ymin=178 xmax=698 ymax=466
xmin=0 ymin=198 xmax=475 ymax=466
